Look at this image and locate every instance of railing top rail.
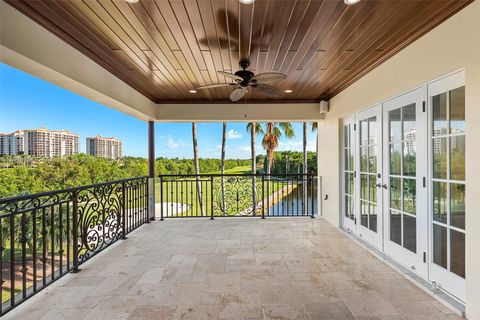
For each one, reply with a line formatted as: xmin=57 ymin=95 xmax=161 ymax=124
xmin=158 ymin=173 xmax=317 ymax=178
xmin=0 ymin=176 xmax=149 ymax=204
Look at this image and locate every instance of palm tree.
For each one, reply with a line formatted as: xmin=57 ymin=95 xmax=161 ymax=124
xmin=261 ymin=122 xmax=295 ymax=175
xmin=220 ymin=122 xmax=227 ymax=212
xmin=246 ymin=122 xmax=264 ymax=214
xmin=302 ymin=122 xmax=308 ymax=212
xmin=192 ymin=123 xmax=204 ymax=215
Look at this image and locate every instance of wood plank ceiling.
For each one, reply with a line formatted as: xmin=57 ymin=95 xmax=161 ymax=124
xmin=6 ymin=0 xmax=473 ymax=103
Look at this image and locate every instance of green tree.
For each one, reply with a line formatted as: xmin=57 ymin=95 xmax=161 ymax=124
xmin=261 ymin=122 xmax=295 ymax=175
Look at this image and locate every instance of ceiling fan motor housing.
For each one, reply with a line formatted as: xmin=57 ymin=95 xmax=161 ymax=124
xmin=235 ymin=70 xmax=255 ymax=87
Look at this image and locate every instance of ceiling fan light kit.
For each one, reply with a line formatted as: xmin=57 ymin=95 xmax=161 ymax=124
xmin=197 ymin=58 xmax=287 ymax=102
xmin=239 ymin=0 xmax=255 ymax=4
xmin=344 ymin=0 xmax=361 ymax=5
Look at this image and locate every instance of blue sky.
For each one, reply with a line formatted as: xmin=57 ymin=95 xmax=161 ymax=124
xmin=0 ymin=63 xmax=316 ymax=159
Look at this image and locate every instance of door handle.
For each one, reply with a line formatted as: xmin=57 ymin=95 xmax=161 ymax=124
xmin=376 ymin=183 xmax=382 ymax=188
xmin=382 ymin=184 xmax=388 ymax=190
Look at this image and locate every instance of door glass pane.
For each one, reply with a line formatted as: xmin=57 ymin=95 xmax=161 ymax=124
xmin=345 ymin=195 xmax=350 ymax=218
xmin=360 ymin=201 xmax=368 ymax=227
xmin=344 ymin=125 xmax=350 ymax=147
xmin=449 ymin=86 xmax=465 ymax=134
xmin=348 ymin=197 xmax=354 ymax=219
xmin=344 ymin=149 xmax=349 ymax=171
xmin=360 ymin=147 xmax=368 ymax=172
xmin=450 ymin=183 xmax=465 ymax=230
xmin=345 ymin=173 xmax=350 ymax=194
xmin=369 ymin=146 xmax=377 ymax=173
xmin=402 ymin=104 xmax=416 ymax=141
xmin=390 ymin=177 xmax=401 ymax=210
xmin=403 ymin=179 xmax=416 ymax=215
xmin=433 ymin=137 xmax=447 ymax=179
xmin=390 ymin=143 xmax=401 ymax=175
xmin=433 ymin=224 xmax=448 ymax=269
xmin=368 ymin=117 xmax=377 ymax=145
xmin=403 ymin=215 xmax=416 ymax=253
xmin=390 ymin=210 xmax=402 ymax=246
xmin=450 ymin=135 xmax=465 ymax=181
xmin=432 ymin=93 xmax=447 ymax=136
xmin=389 ymin=108 xmax=402 ymax=143
xmin=360 ymin=174 xmax=368 ymax=199
xmin=433 ymin=182 xmax=447 ymax=223
xmin=369 ymin=204 xmax=377 ymax=232
xmin=348 ymin=149 xmax=354 ymax=171
xmin=360 ymin=120 xmax=368 ymax=146
xmin=450 ymin=230 xmax=465 ymax=278
xmin=369 ymin=176 xmax=376 ymax=202
xmin=403 ymin=141 xmax=416 ymax=177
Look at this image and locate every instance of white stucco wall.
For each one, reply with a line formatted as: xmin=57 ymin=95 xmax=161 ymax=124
xmin=317 ymin=2 xmax=480 ymax=318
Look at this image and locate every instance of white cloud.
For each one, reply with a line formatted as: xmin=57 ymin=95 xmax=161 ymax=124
xmin=277 ymin=139 xmax=316 ymax=152
xmin=227 ymin=129 xmax=242 ymax=140
xmin=166 ymin=135 xmax=186 ymax=149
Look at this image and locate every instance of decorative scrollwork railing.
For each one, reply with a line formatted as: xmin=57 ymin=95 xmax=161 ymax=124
xmin=0 ymin=176 xmax=149 ymax=316
xmin=158 ymin=174 xmax=317 ymax=219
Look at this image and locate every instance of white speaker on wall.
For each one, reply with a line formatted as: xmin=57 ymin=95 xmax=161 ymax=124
xmin=319 ymin=100 xmax=329 ymax=114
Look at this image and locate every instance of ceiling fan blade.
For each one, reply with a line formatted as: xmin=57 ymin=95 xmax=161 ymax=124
xmin=217 ymin=71 xmax=243 ymax=81
xmin=197 ymin=83 xmax=233 ymax=90
xmin=230 ymin=87 xmax=247 ymax=102
xmin=253 ymin=83 xmax=283 ymax=97
xmin=251 ymin=72 xmax=287 ymax=84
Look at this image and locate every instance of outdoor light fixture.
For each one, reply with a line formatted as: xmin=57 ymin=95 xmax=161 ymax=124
xmin=344 ymin=0 xmax=361 ymax=5
xmin=284 ymin=90 xmax=293 ymax=93
xmin=189 ymin=90 xmax=197 ymax=93
xmin=239 ymin=0 xmax=255 ymax=4
xmin=125 ymin=0 xmax=139 ymax=3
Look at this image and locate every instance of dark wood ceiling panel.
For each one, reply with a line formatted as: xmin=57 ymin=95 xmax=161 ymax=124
xmin=5 ymin=0 xmax=473 ymax=103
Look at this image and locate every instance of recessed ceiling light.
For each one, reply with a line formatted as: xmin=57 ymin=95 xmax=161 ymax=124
xmin=344 ymin=0 xmax=361 ymax=5
xmin=125 ymin=0 xmax=139 ymax=3
xmin=239 ymin=0 xmax=255 ymax=4
xmin=189 ymin=90 xmax=197 ymax=93
xmin=284 ymin=90 xmax=293 ymax=93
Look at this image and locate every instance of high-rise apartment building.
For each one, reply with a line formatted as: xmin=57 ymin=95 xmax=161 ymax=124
xmin=86 ymin=136 xmax=122 ymax=160
xmin=0 ymin=130 xmax=24 ymax=155
xmin=23 ymin=128 xmax=79 ymax=157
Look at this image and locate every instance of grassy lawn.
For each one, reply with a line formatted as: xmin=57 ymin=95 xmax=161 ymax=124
xmin=155 ymin=167 xmax=294 ymax=216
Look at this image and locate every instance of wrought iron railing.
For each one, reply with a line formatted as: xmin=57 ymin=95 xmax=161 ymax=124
xmin=0 ymin=176 xmax=149 ymax=315
xmin=158 ymin=174 xmax=317 ymax=219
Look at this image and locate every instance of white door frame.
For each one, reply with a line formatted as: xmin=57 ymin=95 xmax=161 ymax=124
xmin=356 ymin=105 xmax=383 ymax=249
xmin=382 ymin=86 xmax=429 ymax=279
xmin=427 ymin=71 xmax=466 ymax=302
xmin=342 ymin=115 xmax=357 ymax=233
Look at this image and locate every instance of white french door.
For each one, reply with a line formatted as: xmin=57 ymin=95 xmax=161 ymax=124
xmin=342 ymin=115 xmax=356 ymax=233
xmin=382 ymin=87 xmax=428 ymax=278
xmin=341 ymin=71 xmax=467 ymax=302
xmin=428 ymin=71 xmax=466 ymax=301
xmin=356 ymin=105 xmax=383 ymax=249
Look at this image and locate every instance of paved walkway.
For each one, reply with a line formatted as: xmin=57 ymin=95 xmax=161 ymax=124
xmin=5 ymin=218 xmax=460 ymax=320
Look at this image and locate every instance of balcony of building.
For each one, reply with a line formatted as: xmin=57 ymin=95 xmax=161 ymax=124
xmin=1 ymin=0 xmax=480 ymax=319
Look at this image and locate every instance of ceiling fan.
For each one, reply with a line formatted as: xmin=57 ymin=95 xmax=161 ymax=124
xmin=197 ymin=58 xmax=287 ymax=102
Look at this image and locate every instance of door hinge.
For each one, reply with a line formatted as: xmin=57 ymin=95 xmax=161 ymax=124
xmin=423 ymin=177 xmax=426 ymax=188
xmin=354 ymin=217 xmax=357 ymax=224
xmin=422 ymin=101 xmax=426 ymax=112
xmin=354 ymin=123 xmax=357 ymax=131
xmin=423 ymin=251 xmax=426 ymax=263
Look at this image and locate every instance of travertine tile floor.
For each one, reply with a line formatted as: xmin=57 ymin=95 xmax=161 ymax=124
xmin=6 ymin=218 xmax=461 ymax=320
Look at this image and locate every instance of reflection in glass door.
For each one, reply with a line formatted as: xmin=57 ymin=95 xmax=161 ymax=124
xmin=342 ymin=116 xmax=356 ymax=233
xmin=356 ymin=106 xmax=382 ymax=248
xmin=383 ymin=87 xmax=427 ymax=278
xmin=429 ymin=71 xmax=465 ymax=301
